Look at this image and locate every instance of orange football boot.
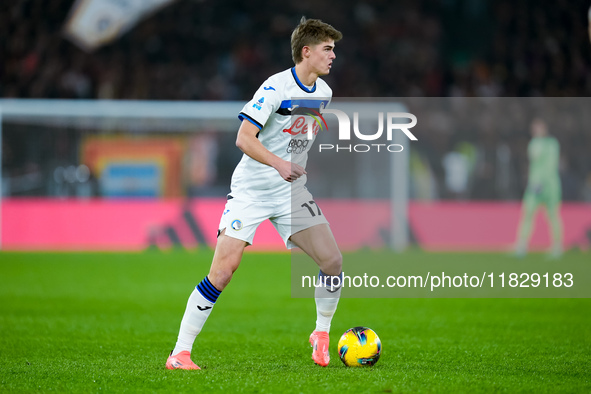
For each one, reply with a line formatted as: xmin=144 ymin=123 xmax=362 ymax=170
xmin=165 ymin=351 xmax=201 ymax=370
xmin=309 ymin=331 xmax=330 ymax=367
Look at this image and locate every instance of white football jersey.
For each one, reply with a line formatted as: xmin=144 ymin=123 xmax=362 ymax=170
xmin=230 ymin=67 xmax=332 ymax=201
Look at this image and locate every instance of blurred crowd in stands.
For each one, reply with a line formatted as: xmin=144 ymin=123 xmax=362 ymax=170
xmin=2 ymin=0 xmax=591 ymax=200
xmin=3 ymin=0 xmax=591 ymax=99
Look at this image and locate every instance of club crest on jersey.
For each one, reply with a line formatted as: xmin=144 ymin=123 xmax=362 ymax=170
xmin=253 ymin=97 xmax=264 ymax=110
xmin=231 ymin=219 xmax=243 ymax=231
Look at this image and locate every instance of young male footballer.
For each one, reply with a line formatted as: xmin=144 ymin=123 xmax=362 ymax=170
xmin=166 ymin=17 xmax=343 ymax=370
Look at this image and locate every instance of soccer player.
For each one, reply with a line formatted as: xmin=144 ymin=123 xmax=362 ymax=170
xmin=514 ymin=118 xmax=563 ymax=258
xmin=166 ymin=18 xmax=343 ymax=370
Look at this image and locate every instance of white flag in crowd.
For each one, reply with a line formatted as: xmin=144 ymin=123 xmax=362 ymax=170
xmin=63 ymin=0 xmax=177 ymax=52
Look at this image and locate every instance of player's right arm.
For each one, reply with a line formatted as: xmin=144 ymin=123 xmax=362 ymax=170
xmin=235 ymin=120 xmax=306 ymax=183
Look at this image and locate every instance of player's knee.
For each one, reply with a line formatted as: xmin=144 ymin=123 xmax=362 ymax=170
xmin=322 ymin=251 xmax=342 ymax=276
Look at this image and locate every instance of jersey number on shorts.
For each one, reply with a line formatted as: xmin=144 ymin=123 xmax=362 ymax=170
xmin=301 ymin=201 xmax=322 ymax=217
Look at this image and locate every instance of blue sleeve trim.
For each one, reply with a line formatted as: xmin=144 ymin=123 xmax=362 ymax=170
xmin=238 ymin=112 xmax=263 ymax=130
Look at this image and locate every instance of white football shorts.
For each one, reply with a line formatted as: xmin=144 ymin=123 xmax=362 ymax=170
xmin=218 ymin=188 xmax=329 ymax=249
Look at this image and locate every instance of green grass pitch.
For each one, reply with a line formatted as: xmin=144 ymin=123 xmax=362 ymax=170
xmin=0 ymin=250 xmax=589 ymax=393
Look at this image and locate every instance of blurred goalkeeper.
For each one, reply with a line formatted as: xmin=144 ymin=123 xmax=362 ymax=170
xmin=165 ymin=18 xmax=343 ymax=370
xmin=514 ymin=118 xmax=563 ymax=258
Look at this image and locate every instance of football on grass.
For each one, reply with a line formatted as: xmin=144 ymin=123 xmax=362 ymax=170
xmin=337 ymin=326 xmax=381 ymax=367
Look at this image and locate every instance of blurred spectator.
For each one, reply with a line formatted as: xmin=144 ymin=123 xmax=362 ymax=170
xmin=3 ymin=0 xmax=586 ymax=101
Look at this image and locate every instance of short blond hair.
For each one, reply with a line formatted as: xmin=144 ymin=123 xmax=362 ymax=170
xmin=291 ymin=17 xmax=342 ymax=64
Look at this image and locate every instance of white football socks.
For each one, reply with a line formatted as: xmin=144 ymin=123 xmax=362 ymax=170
xmin=172 ymin=277 xmax=221 ymax=356
xmin=314 ymin=271 xmax=342 ymax=333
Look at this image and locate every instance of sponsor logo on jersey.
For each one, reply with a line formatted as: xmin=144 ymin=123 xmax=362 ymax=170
xmin=253 ymin=97 xmax=264 ymax=110
xmin=286 ymin=139 xmax=310 ymax=154
xmin=263 ymin=86 xmax=275 ymax=91
xmin=283 ymin=107 xmax=328 ymax=137
xmin=231 ymin=219 xmax=243 ymax=231
xmin=283 ymin=115 xmax=322 ymax=136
